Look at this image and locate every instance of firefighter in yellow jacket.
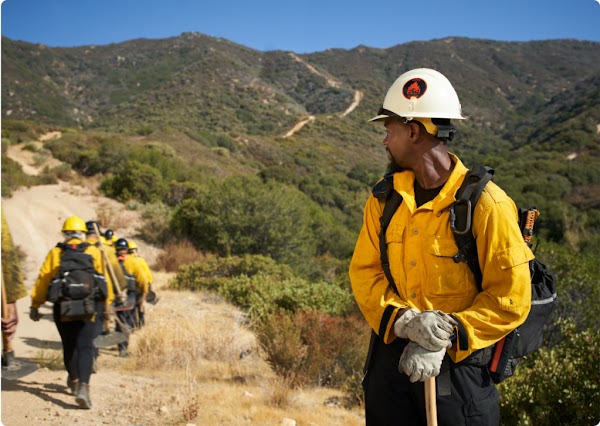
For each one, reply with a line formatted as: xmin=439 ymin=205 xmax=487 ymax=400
xmin=29 ymin=216 xmax=110 ymax=410
xmin=349 ymin=68 xmax=533 ymax=425
xmin=127 ymin=240 xmax=152 ymax=327
xmin=114 ymin=237 xmax=148 ymax=356
xmin=1 ymin=210 xmax=28 ymax=367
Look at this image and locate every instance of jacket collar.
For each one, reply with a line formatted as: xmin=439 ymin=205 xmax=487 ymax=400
xmin=392 ymin=153 xmax=468 ymax=213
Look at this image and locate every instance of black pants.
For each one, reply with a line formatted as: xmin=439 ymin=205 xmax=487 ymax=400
xmin=363 ymin=335 xmax=499 ymax=426
xmin=53 ymin=302 xmax=101 ymax=385
xmin=116 ymin=291 xmax=136 ymax=351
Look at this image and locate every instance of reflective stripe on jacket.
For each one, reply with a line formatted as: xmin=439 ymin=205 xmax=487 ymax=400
xmin=349 ymin=154 xmax=534 ymax=362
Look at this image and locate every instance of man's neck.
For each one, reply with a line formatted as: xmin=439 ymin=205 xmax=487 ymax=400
xmin=412 ymin=149 xmax=453 ymax=189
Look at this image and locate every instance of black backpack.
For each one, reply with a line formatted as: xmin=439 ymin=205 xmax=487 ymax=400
xmin=377 ymin=165 xmax=557 ymax=383
xmin=47 ymin=242 xmax=107 ymax=320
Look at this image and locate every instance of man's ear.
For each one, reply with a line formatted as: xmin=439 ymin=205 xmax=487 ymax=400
xmin=407 ymin=120 xmax=421 ymax=141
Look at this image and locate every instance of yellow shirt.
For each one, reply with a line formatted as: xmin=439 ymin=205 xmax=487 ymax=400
xmin=349 ymin=154 xmax=534 ymax=362
xmin=30 ymin=238 xmax=112 ymax=308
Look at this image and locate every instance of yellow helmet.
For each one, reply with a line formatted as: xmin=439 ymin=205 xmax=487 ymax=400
xmin=61 ymin=216 xmax=87 ymax=233
xmin=128 ymin=241 xmax=138 ymax=250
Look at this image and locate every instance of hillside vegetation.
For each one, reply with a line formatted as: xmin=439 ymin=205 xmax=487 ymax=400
xmin=2 ymin=34 xmax=599 ymax=424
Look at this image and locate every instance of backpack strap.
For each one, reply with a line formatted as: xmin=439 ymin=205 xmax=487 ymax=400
xmin=449 ymin=165 xmax=494 ymax=292
xmin=379 ymin=191 xmax=403 ymax=296
xmin=373 ymin=172 xmax=403 ymax=296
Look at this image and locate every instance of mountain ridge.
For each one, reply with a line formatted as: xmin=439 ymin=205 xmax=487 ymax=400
xmin=2 ymin=34 xmax=599 ymax=245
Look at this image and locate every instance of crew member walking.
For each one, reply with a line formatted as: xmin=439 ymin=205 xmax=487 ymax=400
xmin=114 ymin=238 xmax=148 ymax=356
xmin=29 ymin=216 xmax=109 ymax=409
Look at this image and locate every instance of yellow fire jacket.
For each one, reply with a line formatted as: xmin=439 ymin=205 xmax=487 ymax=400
xmin=135 ymin=255 xmax=153 ymax=285
xmin=119 ymin=254 xmax=149 ymax=295
xmin=349 ymin=154 xmax=534 ymax=362
xmin=30 ymin=237 xmax=113 ymax=309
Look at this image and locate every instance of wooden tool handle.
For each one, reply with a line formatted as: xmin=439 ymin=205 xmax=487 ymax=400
xmin=425 ymin=377 xmax=438 ymax=426
xmin=92 ymin=223 xmax=122 ymax=295
xmin=1 ymin=274 xmax=14 ymax=353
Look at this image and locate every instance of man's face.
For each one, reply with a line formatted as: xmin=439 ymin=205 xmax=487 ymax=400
xmin=383 ymin=118 xmax=411 ymax=170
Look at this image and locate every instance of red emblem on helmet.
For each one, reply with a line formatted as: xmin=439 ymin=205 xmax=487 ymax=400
xmin=402 ymin=78 xmax=427 ymax=99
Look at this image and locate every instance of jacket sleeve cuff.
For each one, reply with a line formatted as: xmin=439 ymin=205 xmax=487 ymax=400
xmin=450 ymin=314 xmax=469 ymax=351
xmin=379 ymin=305 xmax=402 ymax=343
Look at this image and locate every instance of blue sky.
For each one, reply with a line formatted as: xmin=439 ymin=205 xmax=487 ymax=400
xmin=1 ymin=0 xmax=599 ymax=53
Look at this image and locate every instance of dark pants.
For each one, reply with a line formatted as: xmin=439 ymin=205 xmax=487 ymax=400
xmin=363 ymin=335 xmax=499 ymax=426
xmin=93 ymin=303 xmax=105 ymax=360
xmin=135 ymin=294 xmax=145 ymax=328
xmin=53 ymin=302 xmax=101 ymax=385
xmin=116 ymin=291 xmax=136 ymax=351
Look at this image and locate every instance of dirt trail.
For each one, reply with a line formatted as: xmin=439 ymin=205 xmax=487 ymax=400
xmin=282 ymin=54 xmax=363 ymax=138
xmin=1 ymin=135 xmax=195 ymax=424
xmin=282 ymin=116 xmax=315 ymax=138
xmin=341 ymin=91 xmax=364 ymax=117
xmin=288 ymin=53 xmax=341 ymax=89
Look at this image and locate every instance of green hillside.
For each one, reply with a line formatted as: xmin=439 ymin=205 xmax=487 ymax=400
xmin=2 ymin=34 xmax=599 ymax=424
xmin=3 ymin=34 xmax=599 ymax=246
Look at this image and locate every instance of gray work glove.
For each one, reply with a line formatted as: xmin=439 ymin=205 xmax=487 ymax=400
xmin=393 ymin=308 xmax=420 ymax=339
xmin=399 ymin=341 xmax=446 ymax=382
xmin=29 ymin=306 xmax=43 ymax=322
xmin=403 ymin=310 xmax=457 ymax=351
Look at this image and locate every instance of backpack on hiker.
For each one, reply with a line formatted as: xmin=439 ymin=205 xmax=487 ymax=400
xmin=376 ymin=165 xmax=557 ymax=383
xmin=47 ymin=242 xmax=108 ymax=321
xmin=118 ymin=260 xmax=140 ymax=295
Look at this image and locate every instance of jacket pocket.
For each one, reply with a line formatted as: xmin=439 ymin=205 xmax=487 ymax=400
xmin=385 ymin=223 xmax=405 ymax=244
xmin=496 ymin=244 xmax=534 ymax=312
xmin=495 ymin=243 xmax=533 ymax=270
xmin=426 ymin=236 xmax=472 ymax=298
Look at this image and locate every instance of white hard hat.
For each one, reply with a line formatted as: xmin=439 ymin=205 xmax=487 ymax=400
xmin=369 ymin=68 xmax=465 ymax=122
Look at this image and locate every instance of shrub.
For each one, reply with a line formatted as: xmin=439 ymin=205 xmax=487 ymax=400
xmin=219 ymin=274 xmax=353 ymax=319
xmin=498 ymin=319 xmax=600 ymax=425
xmin=153 ymin=240 xmax=206 ymax=272
xmin=137 ymin=202 xmax=173 ymax=246
xmin=171 ymin=176 xmax=324 ymax=267
xmin=256 ymin=311 xmax=370 ymax=398
xmin=171 ymin=255 xmax=354 ymax=319
xmin=100 ymin=160 xmax=166 ymax=203
xmin=172 ymin=254 xmax=295 ymax=292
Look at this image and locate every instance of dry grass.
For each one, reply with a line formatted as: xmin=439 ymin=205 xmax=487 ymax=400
xmin=96 ymin=206 xmax=132 ymax=231
xmin=153 ymin=240 xmax=207 ymax=272
xmin=34 ymin=347 xmax=63 ymax=371
xmin=99 ymin=272 xmax=365 ymax=425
